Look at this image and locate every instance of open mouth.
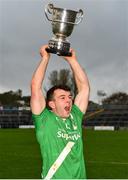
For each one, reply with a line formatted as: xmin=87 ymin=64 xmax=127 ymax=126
xmin=64 ymin=106 xmax=70 ymax=112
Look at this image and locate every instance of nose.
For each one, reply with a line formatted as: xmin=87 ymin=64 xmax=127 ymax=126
xmin=66 ymin=97 xmax=72 ymax=103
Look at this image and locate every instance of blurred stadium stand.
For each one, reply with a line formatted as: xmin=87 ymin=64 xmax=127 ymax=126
xmin=0 ymin=109 xmax=32 ymax=128
xmin=0 ymin=104 xmax=128 ymax=129
xmin=84 ymin=104 xmax=128 ymax=129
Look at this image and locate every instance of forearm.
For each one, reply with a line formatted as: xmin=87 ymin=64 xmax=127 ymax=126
xmin=63 ymin=49 xmax=90 ymax=112
xmin=31 ymin=57 xmax=49 ymax=90
xmin=69 ymin=60 xmax=90 ymax=92
xmin=30 ymin=56 xmax=49 ymax=114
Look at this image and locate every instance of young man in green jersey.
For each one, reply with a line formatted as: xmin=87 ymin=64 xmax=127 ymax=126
xmin=30 ymin=45 xmax=90 ymax=179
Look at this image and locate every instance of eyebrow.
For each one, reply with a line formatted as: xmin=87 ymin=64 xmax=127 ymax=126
xmin=58 ymin=94 xmax=72 ymax=98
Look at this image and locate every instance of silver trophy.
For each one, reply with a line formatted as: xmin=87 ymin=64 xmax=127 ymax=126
xmin=45 ymin=3 xmax=83 ymax=56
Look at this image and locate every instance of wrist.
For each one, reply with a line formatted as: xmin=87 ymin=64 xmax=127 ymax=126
xmin=41 ymin=55 xmax=50 ymax=61
xmin=68 ymin=58 xmax=77 ymax=64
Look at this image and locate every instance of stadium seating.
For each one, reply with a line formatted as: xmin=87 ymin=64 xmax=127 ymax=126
xmin=0 ymin=104 xmax=128 ymax=128
xmin=84 ymin=104 xmax=128 ymax=128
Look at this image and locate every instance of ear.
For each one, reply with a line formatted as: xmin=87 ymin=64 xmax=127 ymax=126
xmin=48 ymin=100 xmax=55 ymax=109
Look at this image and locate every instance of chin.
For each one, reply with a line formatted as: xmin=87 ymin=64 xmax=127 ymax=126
xmin=59 ymin=110 xmax=71 ymax=118
xmin=63 ymin=112 xmax=70 ymax=118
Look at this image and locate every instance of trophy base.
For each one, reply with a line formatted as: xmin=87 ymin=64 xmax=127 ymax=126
xmin=46 ymin=47 xmax=72 ymax=56
xmin=46 ymin=40 xmax=72 ymax=56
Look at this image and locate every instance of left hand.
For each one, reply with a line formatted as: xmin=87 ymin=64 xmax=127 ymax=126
xmin=63 ymin=48 xmax=77 ymax=62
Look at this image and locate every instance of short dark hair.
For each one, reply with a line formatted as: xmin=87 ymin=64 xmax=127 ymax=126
xmin=46 ymin=85 xmax=71 ymax=109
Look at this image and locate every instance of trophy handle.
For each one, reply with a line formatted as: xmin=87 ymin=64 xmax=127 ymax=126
xmin=75 ymin=9 xmax=84 ymax=25
xmin=44 ymin=3 xmax=54 ymax=21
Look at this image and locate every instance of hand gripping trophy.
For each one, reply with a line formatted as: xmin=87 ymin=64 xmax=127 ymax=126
xmin=44 ymin=3 xmax=83 ymax=56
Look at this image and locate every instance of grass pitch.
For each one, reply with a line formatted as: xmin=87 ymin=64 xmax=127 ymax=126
xmin=83 ymin=129 xmax=128 ymax=179
xmin=0 ymin=129 xmax=128 ymax=179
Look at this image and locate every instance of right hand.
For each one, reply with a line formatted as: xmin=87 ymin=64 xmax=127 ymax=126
xmin=40 ymin=45 xmax=51 ymax=59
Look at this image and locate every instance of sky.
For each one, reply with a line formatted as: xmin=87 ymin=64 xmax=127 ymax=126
xmin=0 ymin=0 xmax=128 ymax=103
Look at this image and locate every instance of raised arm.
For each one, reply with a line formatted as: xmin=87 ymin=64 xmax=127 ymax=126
xmin=63 ymin=49 xmax=90 ymax=113
xmin=30 ymin=45 xmax=50 ymax=115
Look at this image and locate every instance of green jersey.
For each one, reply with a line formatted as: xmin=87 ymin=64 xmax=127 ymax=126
xmin=32 ymin=104 xmax=86 ymax=179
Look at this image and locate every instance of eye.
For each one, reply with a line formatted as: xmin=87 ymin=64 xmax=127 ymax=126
xmin=60 ymin=96 xmax=65 ymax=100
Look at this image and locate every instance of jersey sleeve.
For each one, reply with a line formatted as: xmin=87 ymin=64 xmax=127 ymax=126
xmin=72 ymin=104 xmax=84 ymax=124
xmin=32 ymin=108 xmax=49 ymax=132
xmin=32 ymin=108 xmax=50 ymax=143
xmin=72 ymin=104 xmax=84 ymax=117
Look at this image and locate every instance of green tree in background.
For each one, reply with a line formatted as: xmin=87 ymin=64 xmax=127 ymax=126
xmin=48 ymin=69 xmax=77 ymax=97
xmin=0 ymin=90 xmax=22 ymax=106
xmin=0 ymin=89 xmax=30 ymax=107
xmin=102 ymin=92 xmax=128 ymax=105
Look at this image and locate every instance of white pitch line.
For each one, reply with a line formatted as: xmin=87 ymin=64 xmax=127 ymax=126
xmin=87 ymin=160 xmax=128 ymax=165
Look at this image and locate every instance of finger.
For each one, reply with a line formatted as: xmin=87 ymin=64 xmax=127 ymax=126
xmin=40 ymin=45 xmax=48 ymax=51
xmin=69 ymin=48 xmax=75 ymax=52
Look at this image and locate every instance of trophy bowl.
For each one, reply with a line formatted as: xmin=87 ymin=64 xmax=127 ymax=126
xmin=44 ymin=3 xmax=83 ymax=56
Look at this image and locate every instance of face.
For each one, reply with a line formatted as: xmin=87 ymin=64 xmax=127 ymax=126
xmin=48 ymin=89 xmax=73 ymax=118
